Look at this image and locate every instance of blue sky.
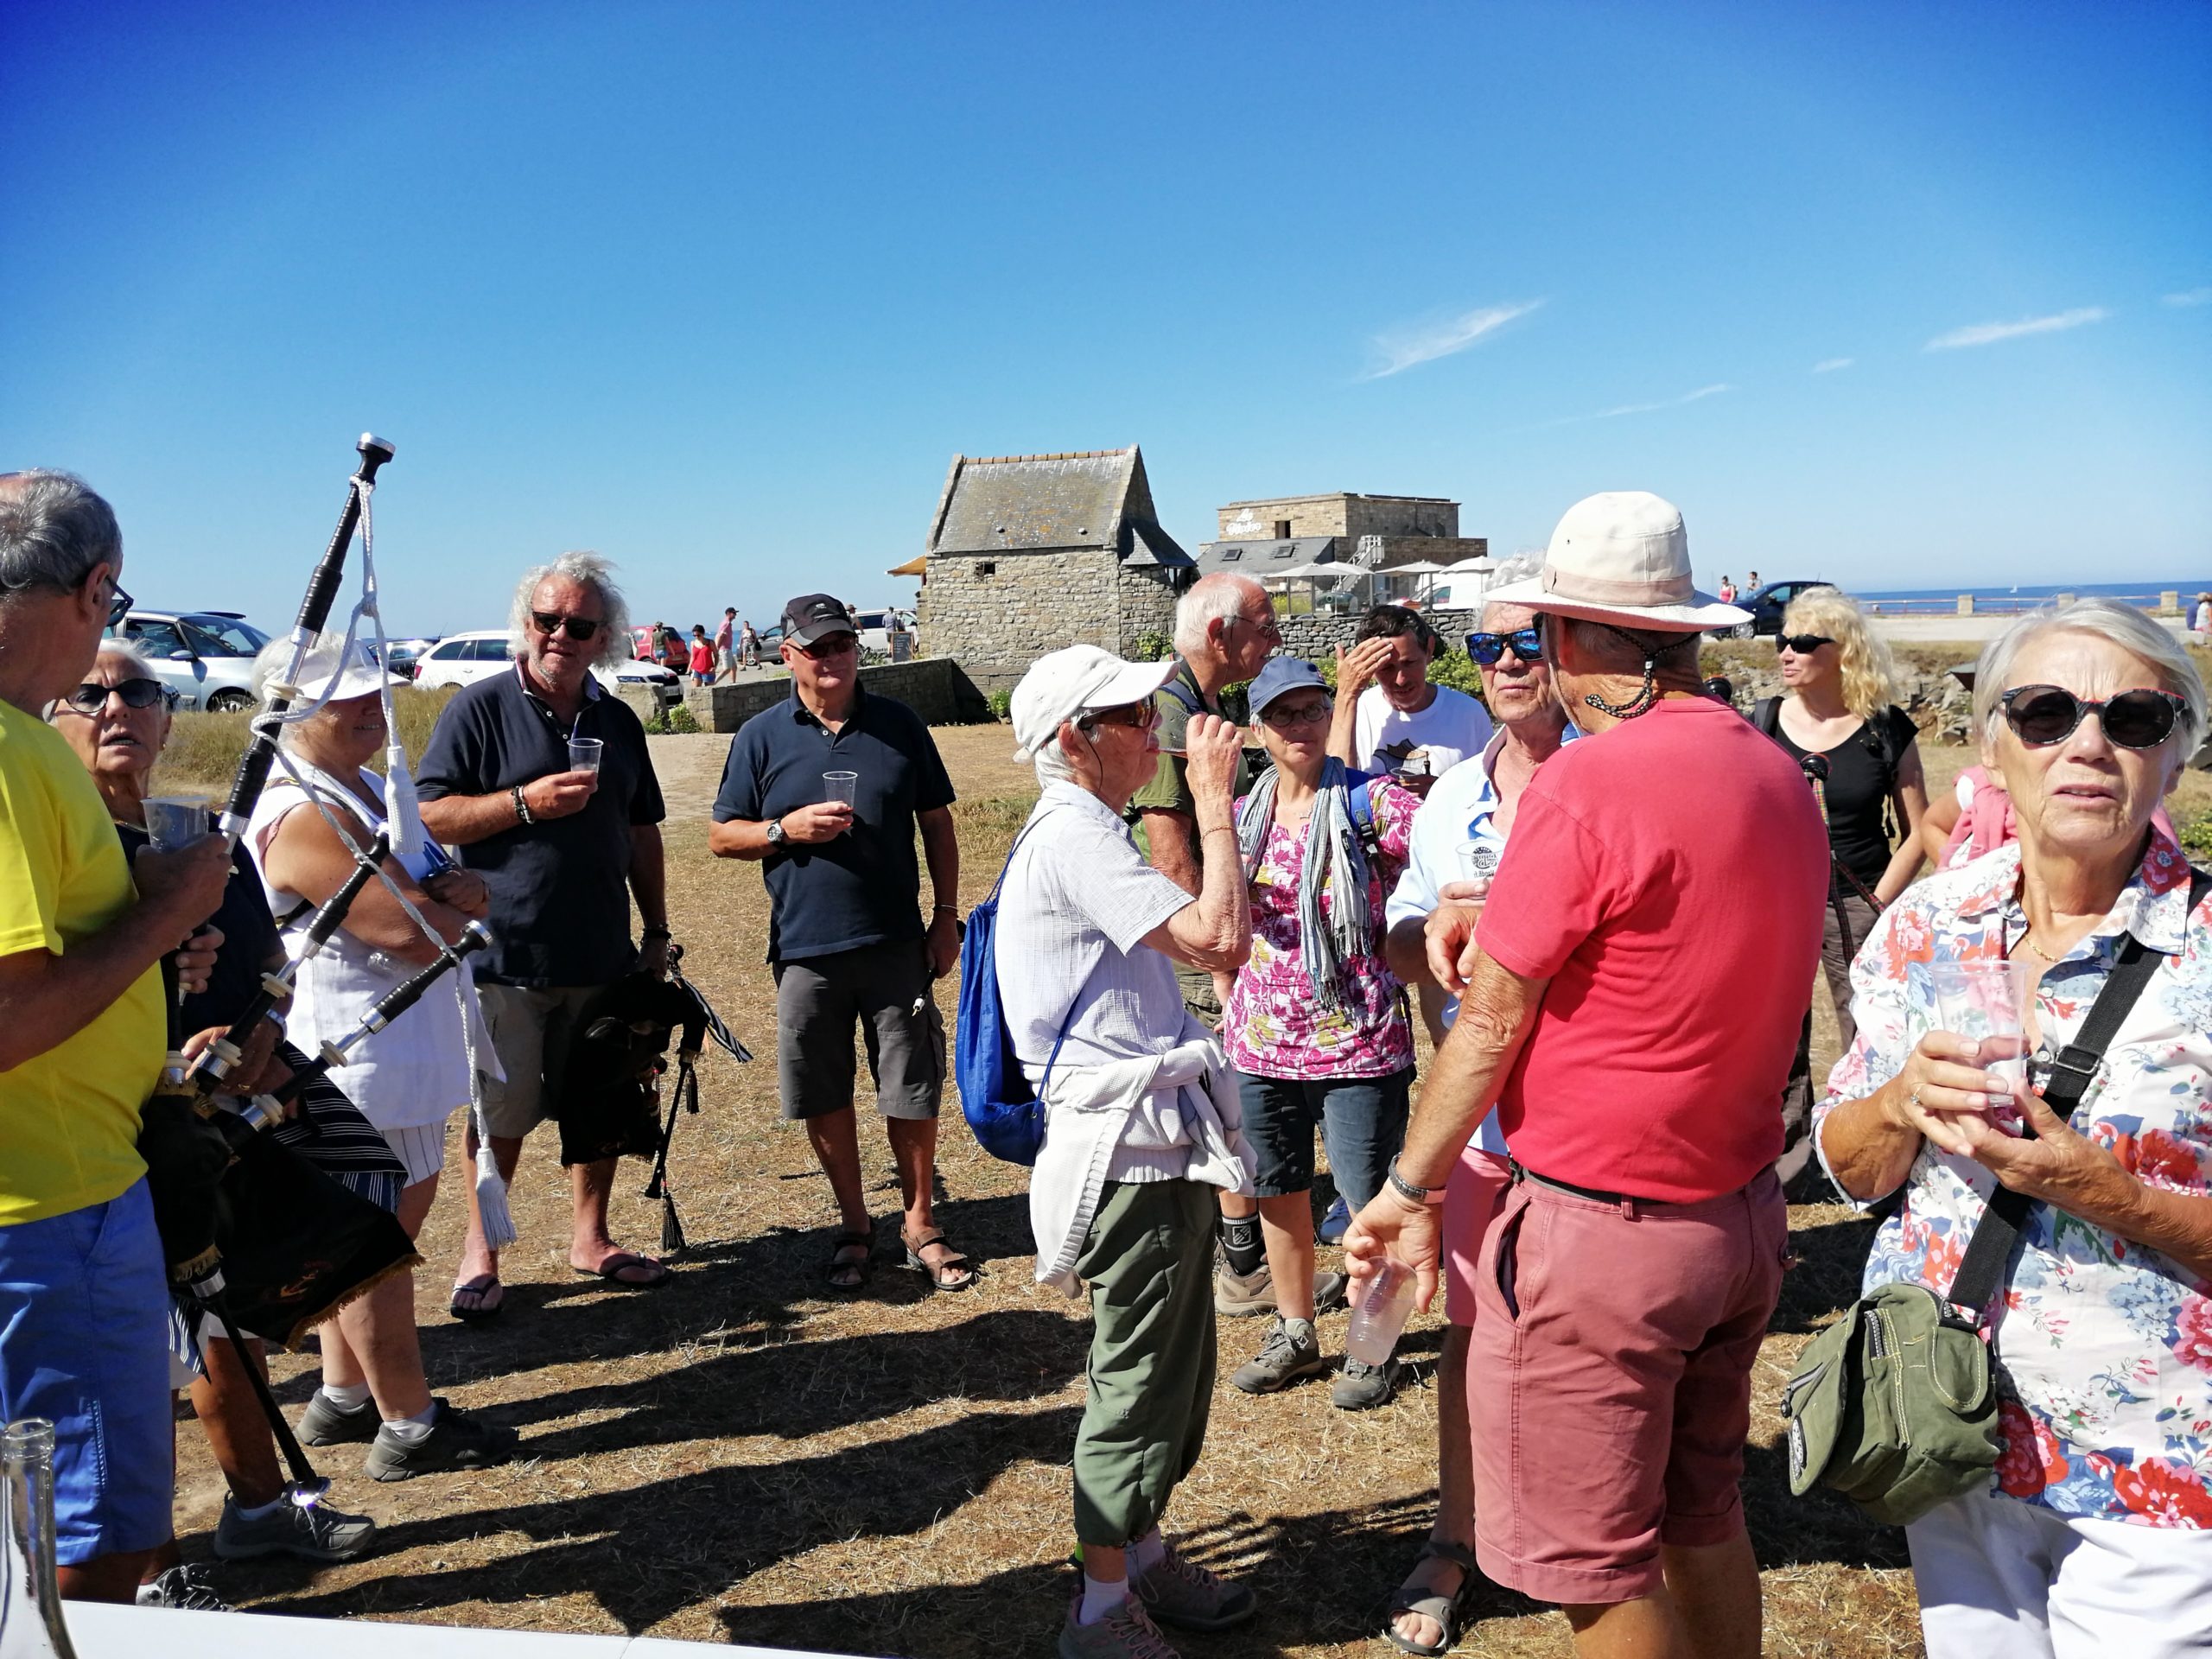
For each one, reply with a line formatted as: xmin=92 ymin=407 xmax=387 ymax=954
xmin=3 ymin=2 xmax=2207 ymax=636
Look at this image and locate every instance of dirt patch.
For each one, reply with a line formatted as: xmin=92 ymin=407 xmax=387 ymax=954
xmin=181 ymin=723 xmax=1921 ymax=1656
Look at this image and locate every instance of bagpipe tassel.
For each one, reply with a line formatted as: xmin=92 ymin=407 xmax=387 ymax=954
xmin=474 ymin=1137 xmax=519 ymax=1249
xmin=659 ymin=1191 xmax=686 ymax=1255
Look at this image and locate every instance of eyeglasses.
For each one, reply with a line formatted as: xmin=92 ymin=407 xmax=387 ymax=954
xmin=531 ymin=611 xmax=604 ymax=641
xmin=59 ymin=677 xmax=171 ymax=714
xmin=1258 ymin=696 xmax=1332 ymax=730
xmin=1999 ymin=683 xmax=2185 ymax=750
xmin=1228 ymin=612 xmax=1283 ymax=641
xmin=1776 ymin=634 xmax=1834 ymax=655
xmin=796 ymin=632 xmax=859 ymax=659
xmin=1078 ymin=701 xmax=1157 ymax=733
xmin=1467 ymin=624 xmax=1542 ymax=666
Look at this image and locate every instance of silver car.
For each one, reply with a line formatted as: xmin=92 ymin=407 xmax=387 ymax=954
xmin=108 ymin=610 xmax=270 ymax=712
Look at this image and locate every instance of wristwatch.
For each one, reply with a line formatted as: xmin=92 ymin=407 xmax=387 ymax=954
xmin=765 ymin=815 xmax=787 ymax=849
xmin=1387 ymin=1157 xmax=1446 ymax=1207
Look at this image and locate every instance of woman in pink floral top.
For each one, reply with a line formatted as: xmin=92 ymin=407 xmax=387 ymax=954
xmin=1219 ymin=659 xmax=1421 ymax=1410
xmin=1815 ymin=601 xmax=2212 ymax=1656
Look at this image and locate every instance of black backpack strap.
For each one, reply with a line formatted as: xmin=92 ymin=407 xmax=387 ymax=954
xmin=1944 ymin=866 xmax=2209 ymax=1324
xmin=1752 ymin=696 xmax=1782 ymax=739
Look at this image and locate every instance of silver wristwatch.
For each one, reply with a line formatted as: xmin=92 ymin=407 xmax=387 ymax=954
xmin=766 ymin=816 xmax=787 ymax=849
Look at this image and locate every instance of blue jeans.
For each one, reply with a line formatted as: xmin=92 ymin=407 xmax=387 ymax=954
xmin=1235 ymin=1068 xmax=1413 ymax=1211
xmin=0 ymin=1179 xmax=173 ymax=1563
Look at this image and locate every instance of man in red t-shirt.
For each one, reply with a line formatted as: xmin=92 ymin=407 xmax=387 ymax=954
xmin=1345 ymin=492 xmax=1827 ymax=1659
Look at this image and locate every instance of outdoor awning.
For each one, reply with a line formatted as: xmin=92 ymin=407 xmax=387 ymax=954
xmin=887 ymin=556 xmax=927 ymax=577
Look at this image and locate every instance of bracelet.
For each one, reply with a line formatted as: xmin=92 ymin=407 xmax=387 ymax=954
xmin=1200 ymin=824 xmax=1238 ymax=839
xmin=641 ymin=926 xmax=671 ymax=941
xmin=1387 ymin=1157 xmax=1446 ymax=1206
xmin=512 ymin=784 xmax=535 ymax=826
xmin=933 ymin=904 xmax=959 ymax=914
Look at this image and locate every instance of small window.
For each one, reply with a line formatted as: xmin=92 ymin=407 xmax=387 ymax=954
xmin=977 ymin=562 xmax=996 ymax=576
xmin=1218 ymin=547 xmax=1242 ymax=562
xmin=470 ymin=638 xmax=512 ymax=662
xmin=1272 ymin=519 xmax=1293 ymax=539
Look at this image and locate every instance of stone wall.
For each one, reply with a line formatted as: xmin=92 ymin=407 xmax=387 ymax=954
xmin=1217 ymin=493 xmax=1461 ymax=542
xmin=681 ymin=658 xmax=993 ymax=734
xmin=1274 ymin=607 xmax=1483 ymax=662
xmin=918 ymin=549 xmax=1183 ymax=690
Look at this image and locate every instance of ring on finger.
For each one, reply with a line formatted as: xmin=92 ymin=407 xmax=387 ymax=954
xmin=1908 ymin=1085 xmax=1923 ymax=1112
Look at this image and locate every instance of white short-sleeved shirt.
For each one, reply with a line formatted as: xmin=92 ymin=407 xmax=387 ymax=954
xmin=1354 ymin=684 xmax=1494 ymax=779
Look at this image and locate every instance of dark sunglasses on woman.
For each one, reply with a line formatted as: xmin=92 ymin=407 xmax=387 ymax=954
xmin=1999 ymin=683 xmax=2186 ymax=749
xmin=1466 ymin=623 xmax=1542 ymax=666
xmin=530 ymin=611 xmax=603 ymax=641
xmin=60 ymin=677 xmax=172 ymax=714
xmin=1775 ymin=633 xmax=1834 ymax=655
xmin=1079 ymin=700 xmax=1155 ymax=732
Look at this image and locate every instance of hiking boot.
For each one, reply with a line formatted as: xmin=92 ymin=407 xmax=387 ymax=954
xmin=1058 ymin=1592 xmax=1181 ymax=1659
xmin=213 ymin=1493 xmax=378 ymax=1562
xmin=1133 ymin=1544 xmax=1257 ymax=1632
xmin=1230 ymin=1317 xmax=1327 ymax=1394
xmin=1313 ymin=1269 xmax=1348 ymax=1313
xmin=299 ymin=1390 xmax=380 ymax=1446
xmin=363 ymin=1399 xmax=519 ymax=1481
xmin=1214 ymin=1263 xmax=1345 ymax=1319
xmin=137 ymin=1564 xmax=232 ymax=1611
xmin=1332 ymin=1354 xmax=1397 ymax=1411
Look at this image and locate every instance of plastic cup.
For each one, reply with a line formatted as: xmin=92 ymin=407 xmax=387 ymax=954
xmin=141 ymin=797 xmax=208 ymax=851
xmin=1455 ymin=840 xmax=1498 ymax=883
xmin=823 ymin=770 xmax=858 ymax=808
xmin=1929 ymin=959 xmax=2041 ymax=1132
xmin=568 ymin=738 xmax=604 ymax=775
xmin=1345 ymin=1255 xmax=1414 ymax=1366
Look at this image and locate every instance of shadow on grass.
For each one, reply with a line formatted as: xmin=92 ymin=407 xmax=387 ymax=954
xmin=1772 ymin=1211 xmax=1879 ymax=1337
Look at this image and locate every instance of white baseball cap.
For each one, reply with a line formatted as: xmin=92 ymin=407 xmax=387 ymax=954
xmin=1483 ymin=491 xmax=1750 ymax=632
xmin=1010 ymin=645 xmax=1178 ymax=761
xmin=251 ymin=632 xmax=406 ymax=706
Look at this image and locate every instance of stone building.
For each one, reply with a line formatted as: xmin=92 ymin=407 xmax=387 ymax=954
xmin=917 ymin=447 xmax=1192 ymax=690
xmin=1192 ymin=491 xmax=1486 ymax=582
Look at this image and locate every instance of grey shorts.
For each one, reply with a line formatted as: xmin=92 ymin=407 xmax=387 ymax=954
xmin=773 ymin=939 xmax=944 ymax=1122
xmin=477 ymin=982 xmax=601 ymax=1139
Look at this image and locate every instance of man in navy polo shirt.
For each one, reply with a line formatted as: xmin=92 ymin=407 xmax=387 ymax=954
xmin=416 ymin=551 xmax=672 ymax=1319
xmin=709 ymin=594 xmax=968 ymax=1294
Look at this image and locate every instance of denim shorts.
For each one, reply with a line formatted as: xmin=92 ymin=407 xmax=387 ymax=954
xmin=1234 ymin=1067 xmax=1413 ymax=1210
xmin=0 ymin=1179 xmax=174 ymax=1564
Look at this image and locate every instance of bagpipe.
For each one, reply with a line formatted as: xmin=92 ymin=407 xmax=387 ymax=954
xmin=550 ymin=943 xmax=748 ymax=1254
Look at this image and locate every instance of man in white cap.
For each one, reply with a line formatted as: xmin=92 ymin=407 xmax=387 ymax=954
xmin=1344 ymin=493 xmax=1828 ymax=1658
xmin=995 ymin=644 xmax=1260 ymax=1659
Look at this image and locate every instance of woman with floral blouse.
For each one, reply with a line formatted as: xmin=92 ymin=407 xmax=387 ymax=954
xmin=1218 ymin=658 xmax=1421 ymax=1411
xmin=1815 ymin=599 xmax=2212 ymax=1656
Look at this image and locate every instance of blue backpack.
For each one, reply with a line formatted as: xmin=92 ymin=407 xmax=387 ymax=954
xmin=955 ymin=814 xmax=1074 ymax=1166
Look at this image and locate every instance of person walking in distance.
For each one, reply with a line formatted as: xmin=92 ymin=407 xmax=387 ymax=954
xmin=714 ymin=607 xmax=736 ymax=683
xmin=709 ymin=594 xmax=969 ymax=1292
xmin=417 ymin=551 xmax=675 ymax=1318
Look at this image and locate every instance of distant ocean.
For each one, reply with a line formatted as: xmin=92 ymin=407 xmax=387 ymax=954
xmin=1847 ymin=579 xmax=2209 ymax=618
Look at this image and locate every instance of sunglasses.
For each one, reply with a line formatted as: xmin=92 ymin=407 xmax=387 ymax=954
xmin=1776 ymin=634 xmax=1834 ymax=655
xmin=1999 ymin=683 xmax=2185 ymax=750
xmin=1467 ymin=624 xmax=1542 ymax=667
xmin=530 ymin=610 xmax=604 ymax=641
xmin=104 ymin=576 xmax=134 ymax=631
xmin=795 ymin=632 xmax=859 ymax=659
xmin=60 ymin=677 xmax=171 ymax=714
xmin=1079 ymin=700 xmax=1157 ymax=733
xmin=1258 ymin=696 xmax=1332 ymax=730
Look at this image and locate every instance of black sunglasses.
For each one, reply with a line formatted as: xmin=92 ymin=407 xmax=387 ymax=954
xmin=103 ymin=576 xmax=133 ymax=630
xmin=1776 ymin=633 xmax=1834 ymax=655
xmin=61 ymin=677 xmax=171 ymax=714
xmin=1999 ymin=683 xmax=2186 ymax=750
xmin=530 ymin=611 xmax=603 ymax=641
xmin=1466 ymin=623 xmax=1542 ymax=667
xmin=796 ymin=632 xmax=859 ymax=659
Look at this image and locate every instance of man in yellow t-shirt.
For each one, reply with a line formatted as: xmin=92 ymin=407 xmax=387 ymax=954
xmin=0 ymin=471 xmax=231 ymax=1603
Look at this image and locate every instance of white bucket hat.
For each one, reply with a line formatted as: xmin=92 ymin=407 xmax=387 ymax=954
xmin=1483 ymin=492 xmax=1749 ymax=632
xmin=1010 ymin=645 xmax=1178 ymax=761
xmin=252 ymin=632 xmax=405 ymax=706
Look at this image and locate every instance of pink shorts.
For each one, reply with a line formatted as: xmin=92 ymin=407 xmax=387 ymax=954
xmin=1443 ymin=1145 xmax=1512 ymax=1326
xmin=1470 ymin=1166 xmax=1787 ymax=1606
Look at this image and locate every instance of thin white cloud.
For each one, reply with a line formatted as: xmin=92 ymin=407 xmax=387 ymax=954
xmin=1362 ymin=299 xmax=1544 ymax=379
xmin=2164 ymin=287 xmax=2212 ymax=308
xmin=1924 ymin=307 xmax=2108 ymax=351
xmin=1527 ymin=383 xmax=1733 ymax=430
xmin=1812 ymin=357 xmax=1854 ymax=373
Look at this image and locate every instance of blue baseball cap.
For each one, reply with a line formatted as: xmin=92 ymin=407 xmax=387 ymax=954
xmin=1248 ymin=657 xmax=1330 ymax=718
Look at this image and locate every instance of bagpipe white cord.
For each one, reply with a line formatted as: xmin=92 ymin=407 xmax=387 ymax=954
xmin=247 ymin=478 xmax=518 ymax=1248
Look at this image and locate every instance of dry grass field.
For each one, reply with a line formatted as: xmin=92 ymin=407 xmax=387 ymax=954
xmin=158 ymin=709 xmax=2211 ymax=1658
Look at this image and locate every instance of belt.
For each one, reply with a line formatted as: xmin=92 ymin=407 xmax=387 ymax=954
xmin=1509 ymin=1159 xmax=1664 ymax=1211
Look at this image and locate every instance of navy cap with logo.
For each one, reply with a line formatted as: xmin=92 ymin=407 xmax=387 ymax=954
xmin=781 ymin=594 xmax=857 ymax=648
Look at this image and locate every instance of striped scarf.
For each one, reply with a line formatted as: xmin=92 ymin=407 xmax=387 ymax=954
xmin=1235 ymin=757 xmax=1372 ymax=1011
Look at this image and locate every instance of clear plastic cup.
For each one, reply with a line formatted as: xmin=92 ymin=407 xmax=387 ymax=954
xmin=823 ymin=770 xmax=858 ymax=808
xmin=1929 ymin=959 xmax=2041 ymax=1133
xmin=1455 ymin=839 xmax=1497 ymax=886
xmin=568 ymin=738 xmax=604 ymax=775
xmin=1344 ymin=1255 xmax=1415 ymax=1365
xmin=141 ymin=797 xmax=208 ymax=851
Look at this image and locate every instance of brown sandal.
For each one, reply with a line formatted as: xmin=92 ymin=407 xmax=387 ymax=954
xmin=900 ymin=1227 xmax=976 ymax=1293
xmin=824 ymin=1230 xmax=874 ymax=1293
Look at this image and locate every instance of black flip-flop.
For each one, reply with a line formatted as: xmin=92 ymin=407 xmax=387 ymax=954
xmin=572 ymin=1252 xmax=671 ymax=1290
xmin=448 ymin=1274 xmax=505 ymax=1323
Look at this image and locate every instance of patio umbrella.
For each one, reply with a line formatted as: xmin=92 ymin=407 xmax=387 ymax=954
xmin=1446 ymin=554 xmax=1496 ymax=573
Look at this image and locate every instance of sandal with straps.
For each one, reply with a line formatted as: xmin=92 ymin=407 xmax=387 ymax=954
xmin=900 ymin=1226 xmax=977 ymax=1293
xmin=823 ymin=1228 xmax=874 ymax=1293
xmin=1382 ymin=1538 xmax=1478 ymax=1657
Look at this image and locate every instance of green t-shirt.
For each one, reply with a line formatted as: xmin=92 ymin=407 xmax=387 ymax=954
xmin=1124 ymin=663 xmax=1255 ymax=863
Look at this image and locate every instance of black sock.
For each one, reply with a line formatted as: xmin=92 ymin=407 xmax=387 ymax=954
xmin=1219 ymin=1215 xmax=1264 ymax=1275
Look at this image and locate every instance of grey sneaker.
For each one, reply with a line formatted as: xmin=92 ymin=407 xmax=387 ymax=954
xmin=137 ymin=1564 xmax=232 ymax=1611
xmin=1213 ymin=1264 xmax=1346 ymax=1318
xmin=1230 ymin=1316 xmax=1327 ymax=1394
xmin=213 ymin=1494 xmax=378 ymax=1562
xmin=363 ymin=1399 xmax=519 ymax=1481
xmin=1133 ymin=1545 xmax=1257 ymax=1632
xmin=1332 ymin=1354 xmax=1397 ymax=1411
xmin=299 ymin=1391 xmax=380 ymax=1446
xmin=1058 ymin=1592 xmax=1181 ymax=1659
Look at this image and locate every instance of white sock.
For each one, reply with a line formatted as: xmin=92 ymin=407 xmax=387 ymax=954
xmin=232 ymin=1495 xmax=288 ymax=1521
xmin=1078 ymin=1573 xmax=1129 ymax=1625
xmin=1133 ymin=1528 xmax=1166 ymax=1573
xmin=379 ymin=1403 xmax=438 ymax=1445
xmin=319 ymin=1382 xmax=372 ymax=1410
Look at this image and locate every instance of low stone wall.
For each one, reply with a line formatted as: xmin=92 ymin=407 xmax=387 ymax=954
xmin=1273 ymin=607 xmax=1482 ymax=664
xmin=680 ymin=658 xmax=994 ymax=734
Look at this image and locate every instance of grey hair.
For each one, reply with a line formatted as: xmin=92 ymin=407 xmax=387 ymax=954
xmin=1478 ymin=552 xmax=1547 ymax=629
xmin=92 ymin=639 xmax=159 ymax=682
xmin=1172 ymin=573 xmax=1264 ymax=658
xmin=0 ymin=470 xmax=122 ymax=601
xmin=1972 ymin=598 xmax=2207 ymax=756
xmin=508 ymin=550 xmax=632 ymax=669
xmin=1033 ymin=738 xmax=1078 ymax=789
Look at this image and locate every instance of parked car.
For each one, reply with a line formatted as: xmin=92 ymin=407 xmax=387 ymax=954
xmin=412 ymin=629 xmax=683 ymax=709
xmin=1728 ymin=579 xmax=1835 ymax=638
xmin=852 ymin=607 xmax=916 ymax=653
xmin=107 ymin=609 xmax=271 ymax=711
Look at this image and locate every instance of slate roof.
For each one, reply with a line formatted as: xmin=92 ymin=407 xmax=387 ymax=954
xmin=1192 ymin=537 xmax=1342 ymax=580
xmin=925 ymin=448 xmax=1192 ymax=566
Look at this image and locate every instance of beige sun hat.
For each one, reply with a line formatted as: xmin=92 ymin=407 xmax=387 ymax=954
xmin=1482 ymin=491 xmax=1750 ymax=632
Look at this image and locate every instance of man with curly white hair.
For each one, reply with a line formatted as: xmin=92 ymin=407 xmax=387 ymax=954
xmin=416 ymin=551 xmax=673 ymax=1319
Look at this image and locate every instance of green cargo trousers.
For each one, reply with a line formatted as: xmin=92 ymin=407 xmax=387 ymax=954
xmin=1071 ymin=1177 xmax=1217 ymax=1548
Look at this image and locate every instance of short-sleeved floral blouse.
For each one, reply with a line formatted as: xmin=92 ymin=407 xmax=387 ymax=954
xmin=1815 ymin=832 xmax=2212 ymax=1528
xmin=1223 ymin=774 xmax=1420 ymax=1081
